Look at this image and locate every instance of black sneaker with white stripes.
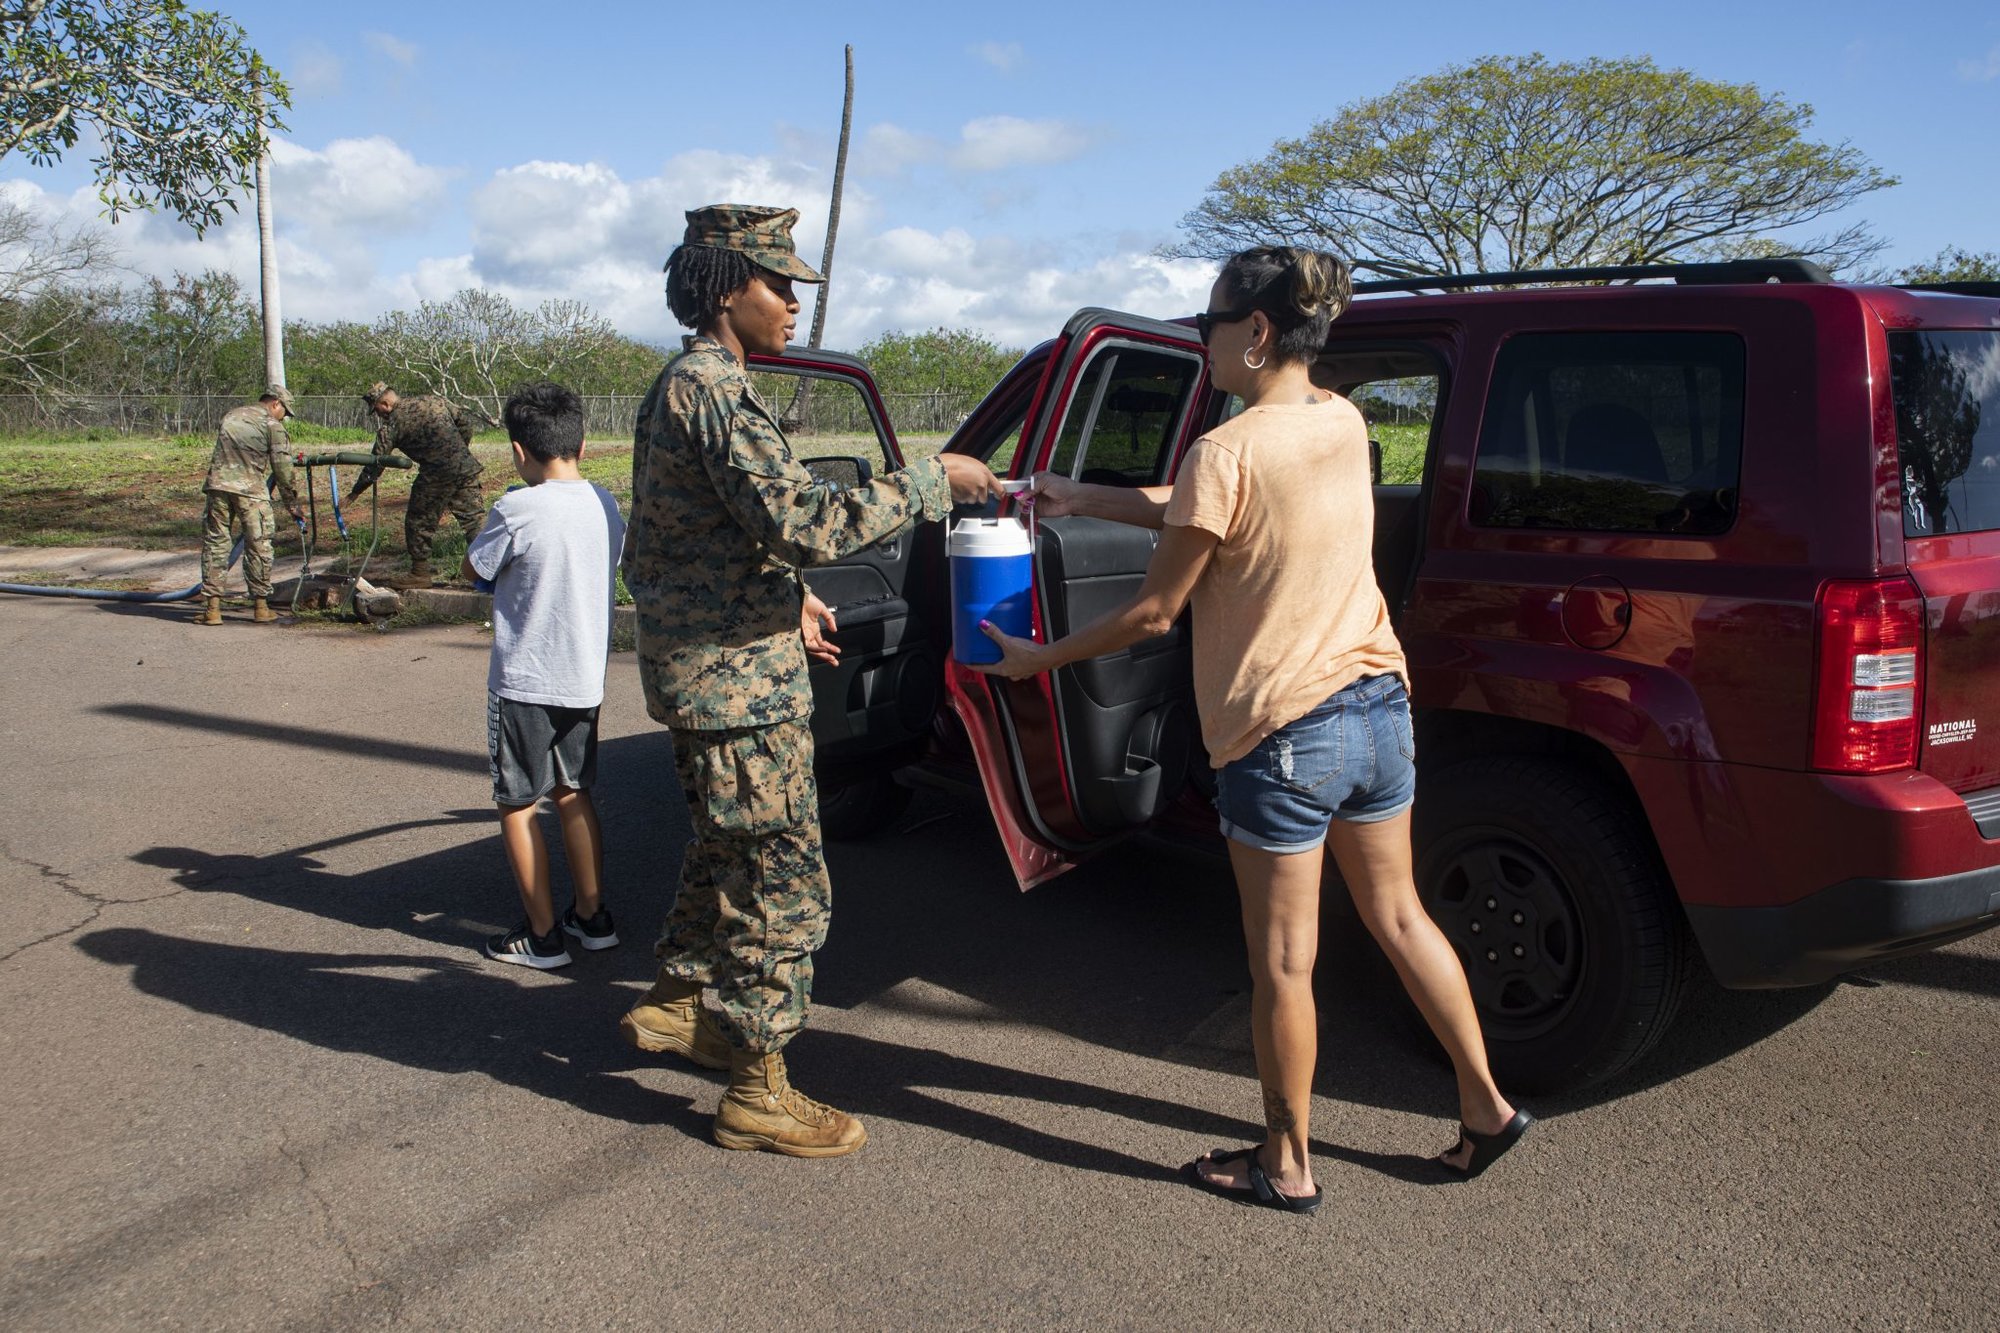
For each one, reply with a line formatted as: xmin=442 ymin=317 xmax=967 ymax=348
xmin=561 ymin=904 xmax=620 ymax=951
xmin=484 ymin=921 xmax=572 ymax=970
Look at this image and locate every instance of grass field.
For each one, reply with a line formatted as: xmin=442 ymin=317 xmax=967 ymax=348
xmin=0 ymin=420 xmax=1425 ymax=555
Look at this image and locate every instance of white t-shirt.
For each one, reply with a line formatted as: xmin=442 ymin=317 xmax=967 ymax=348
xmin=467 ymin=479 xmax=627 ymax=708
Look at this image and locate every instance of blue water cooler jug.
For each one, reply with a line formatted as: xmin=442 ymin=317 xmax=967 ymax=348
xmin=947 ymin=515 xmax=1034 ymax=664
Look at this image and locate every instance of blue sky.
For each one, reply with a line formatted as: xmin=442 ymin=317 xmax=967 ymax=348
xmin=4 ymin=0 xmax=1997 ymax=350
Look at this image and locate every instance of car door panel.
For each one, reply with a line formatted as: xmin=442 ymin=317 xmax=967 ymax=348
xmin=740 ymin=348 xmax=941 ymax=781
xmin=943 ymin=310 xmax=1212 ymax=887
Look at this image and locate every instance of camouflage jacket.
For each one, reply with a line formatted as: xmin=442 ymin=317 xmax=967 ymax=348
xmin=625 ymin=336 xmax=951 ymax=730
xmin=360 ymin=395 xmax=482 ymax=487
xmin=202 ymin=403 xmax=299 ymax=508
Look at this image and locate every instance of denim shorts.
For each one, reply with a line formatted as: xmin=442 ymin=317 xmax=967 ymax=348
xmin=1214 ymin=674 xmax=1416 ymax=854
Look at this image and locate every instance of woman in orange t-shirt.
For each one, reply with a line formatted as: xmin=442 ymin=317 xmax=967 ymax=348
xmin=978 ymin=246 xmax=1526 ymax=1213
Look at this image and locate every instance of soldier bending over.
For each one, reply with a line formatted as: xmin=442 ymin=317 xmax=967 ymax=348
xmin=350 ymin=382 xmax=485 ymax=589
xmin=196 ymin=386 xmax=303 ymax=626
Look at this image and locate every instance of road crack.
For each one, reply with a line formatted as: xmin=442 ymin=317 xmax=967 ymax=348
xmin=275 ymin=1134 xmax=366 ymax=1281
xmin=0 ymin=843 xmax=186 ymax=965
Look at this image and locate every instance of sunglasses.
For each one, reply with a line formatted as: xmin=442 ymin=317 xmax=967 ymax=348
xmin=1194 ymin=307 xmax=1254 ymax=345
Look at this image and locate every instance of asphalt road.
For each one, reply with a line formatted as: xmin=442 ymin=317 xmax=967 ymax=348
xmin=1 ymin=593 xmax=1995 ymax=1331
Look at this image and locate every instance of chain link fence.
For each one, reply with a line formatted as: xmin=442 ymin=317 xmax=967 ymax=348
xmin=0 ymin=389 xmax=988 ymax=440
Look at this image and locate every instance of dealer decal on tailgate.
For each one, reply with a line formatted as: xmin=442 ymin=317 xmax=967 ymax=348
xmin=1929 ymin=719 xmax=1978 ymax=747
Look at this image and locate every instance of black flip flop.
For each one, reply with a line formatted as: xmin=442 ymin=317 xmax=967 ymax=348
xmin=1182 ymin=1146 xmax=1325 ymax=1216
xmin=1436 ymin=1109 xmax=1534 ymax=1180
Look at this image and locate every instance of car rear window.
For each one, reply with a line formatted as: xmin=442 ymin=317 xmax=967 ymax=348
xmin=1890 ymin=330 xmax=2000 ymax=537
xmin=1470 ymin=332 xmax=1746 ymax=535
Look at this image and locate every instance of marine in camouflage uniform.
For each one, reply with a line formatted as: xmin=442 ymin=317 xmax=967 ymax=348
xmin=630 ymin=329 xmax=951 ymax=1050
xmin=620 ymin=205 xmax=987 ymax=1158
xmin=351 ymin=384 xmax=485 ymax=584
xmin=198 ymin=389 xmax=302 ymax=623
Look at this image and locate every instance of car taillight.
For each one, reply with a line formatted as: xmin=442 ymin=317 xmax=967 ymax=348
xmin=1811 ymin=577 xmax=1925 ymax=773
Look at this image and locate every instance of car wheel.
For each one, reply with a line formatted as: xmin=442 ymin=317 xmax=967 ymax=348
xmin=1412 ymin=756 xmax=1692 ymax=1093
xmin=820 ymin=774 xmax=915 ymax=842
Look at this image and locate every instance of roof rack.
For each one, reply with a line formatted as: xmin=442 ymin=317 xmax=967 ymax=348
xmin=1899 ymin=281 xmax=2000 ymax=298
xmin=1353 ymin=258 xmax=1833 ymax=295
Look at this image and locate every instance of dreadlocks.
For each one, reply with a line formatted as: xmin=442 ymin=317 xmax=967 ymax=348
xmin=665 ymin=244 xmax=757 ymax=331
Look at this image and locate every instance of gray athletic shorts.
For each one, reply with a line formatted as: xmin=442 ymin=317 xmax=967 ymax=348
xmin=487 ymin=691 xmax=599 ymax=807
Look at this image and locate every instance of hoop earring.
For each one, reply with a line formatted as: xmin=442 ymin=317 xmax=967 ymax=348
xmin=1243 ymin=348 xmax=1268 ymax=371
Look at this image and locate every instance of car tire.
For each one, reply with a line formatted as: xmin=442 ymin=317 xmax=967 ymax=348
xmin=819 ymin=773 xmax=915 ymax=842
xmin=1410 ymin=755 xmax=1692 ymax=1093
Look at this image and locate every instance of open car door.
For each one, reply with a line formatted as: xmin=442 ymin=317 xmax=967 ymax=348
xmin=744 ymin=348 xmax=942 ymax=792
xmin=941 ymin=310 xmax=1215 ymax=887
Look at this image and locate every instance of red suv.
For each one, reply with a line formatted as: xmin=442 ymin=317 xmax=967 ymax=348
xmin=750 ymin=258 xmax=2000 ymax=1092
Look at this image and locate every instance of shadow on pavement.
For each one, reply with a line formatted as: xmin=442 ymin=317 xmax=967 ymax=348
xmin=1858 ymin=945 xmax=2000 ymax=1000
xmin=75 ymin=703 xmax=1931 ymax=1177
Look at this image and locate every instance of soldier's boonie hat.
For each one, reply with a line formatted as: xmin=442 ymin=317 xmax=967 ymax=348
xmin=671 ymin=204 xmax=824 ymax=283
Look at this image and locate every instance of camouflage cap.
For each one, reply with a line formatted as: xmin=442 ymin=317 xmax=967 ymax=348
xmin=673 ymin=204 xmax=824 ymax=283
xmin=264 ymin=384 xmax=309 ymax=423
xmin=362 ymin=381 xmax=393 ymax=406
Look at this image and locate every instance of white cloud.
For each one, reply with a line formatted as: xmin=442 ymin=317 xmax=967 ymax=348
xmin=859 ymin=123 xmax=938 ymax=176
xmin=270 ymin=136 xmax=449 ymax=235
xmin=858 ymin=116 xmax=1096 ymax=178
xmin=0 ymin=140 xmax=1211 ymax=359
xmin=828 ymin=225 xmax=1215 ymax=349
xmin=1958 ymin=44 xmax=2000 ymax=81
xmin=951 ymin=116 xmax=1093 ymax=172
xmin=289 ymin=40 xmax=343 ymax=98
xmin=362 ymin=31 xmax=418 ymax=67
xmin=971 ymin=41 xmax=1024 ymax=73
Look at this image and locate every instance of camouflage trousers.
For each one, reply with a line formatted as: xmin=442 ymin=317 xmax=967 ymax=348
xmin=199 ymin=491 xmax=275 ymax=598
xmin=655 ymin=717 xmax=831 ymax=1054
xmin=405 ymin=469 xmax=484 ymax=567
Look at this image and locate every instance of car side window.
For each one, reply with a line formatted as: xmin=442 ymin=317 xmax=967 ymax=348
xmin=1470 ymin=332 xmax=1746 ymax=534
xmin=1047 ymin=345 xmax=1204 ymax=486
xmin=749 ymin=367 xmax=896 ymax=482
xmin=1310 ymin=343 xmax=1445 ymax=486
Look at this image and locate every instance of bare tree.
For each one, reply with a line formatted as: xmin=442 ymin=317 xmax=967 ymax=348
xmin=0 ymin=198 xmax=118 ymax=407
xmin=368 ymin=289 xmax=619 ymax=424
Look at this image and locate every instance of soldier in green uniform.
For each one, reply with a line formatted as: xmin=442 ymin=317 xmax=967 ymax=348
xmin=347 ymin=382 xmax=486 ymax=588
xmin=196 ymin=387 xmax=303 ymax=626
xmin=620 ymin=204 xmax=1000 ymax=1157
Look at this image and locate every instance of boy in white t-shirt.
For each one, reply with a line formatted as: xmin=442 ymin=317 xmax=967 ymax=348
xmin=462 ymin=381 xmax=628 ymax=969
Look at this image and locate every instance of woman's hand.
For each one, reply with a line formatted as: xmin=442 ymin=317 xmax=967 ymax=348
xmin=971 ymin=620 xmax=1051 ymax=679
xmin=940 ymin=453 xmax=1001 ymax=505
xmin=802 ymin=592 xmax=840 ymax=665
xmin=1028 ymin=470 xmax=1085 ymax=518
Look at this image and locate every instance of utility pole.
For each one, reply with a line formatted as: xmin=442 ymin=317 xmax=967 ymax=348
xmin=785 ymin=46 xmax=853 ymax=432
xmin=807 ymin=44 xmax=853 ymax=352
xmin=254 ymin=78 xmax=284 ymax=390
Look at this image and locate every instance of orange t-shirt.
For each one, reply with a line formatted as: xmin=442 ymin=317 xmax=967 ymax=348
xmin=1163 ymin=396 xmax=1408 ymax=766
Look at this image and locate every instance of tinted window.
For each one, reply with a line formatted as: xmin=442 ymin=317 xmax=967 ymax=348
xmin=1891 ymin=330 xmax=2000 ymax=537
xmin=1471 ymin=333 xmax=1745 ymax=534
xmin=1047 ymin=345 xmax=1202 ymax=486
xmin=749 ymin=367 xmax=896 ymax=476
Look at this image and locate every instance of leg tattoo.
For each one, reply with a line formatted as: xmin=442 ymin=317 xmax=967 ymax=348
xmin=1263 ymin=1085 xmax=1297 ymax=1137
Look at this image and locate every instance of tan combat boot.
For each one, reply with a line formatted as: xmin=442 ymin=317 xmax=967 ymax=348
xmin=251 ymin=597 xmax=278 ymax=623
xmin=382 ymin=562 xmax=433 ymax=590
xmin=194 ymin=596 xmax=223 ymax=626
xmin=618 ymin=976 xmax=729 ymax=1070
xmin=713 ymin=1049 xmax=867 ymax=1158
